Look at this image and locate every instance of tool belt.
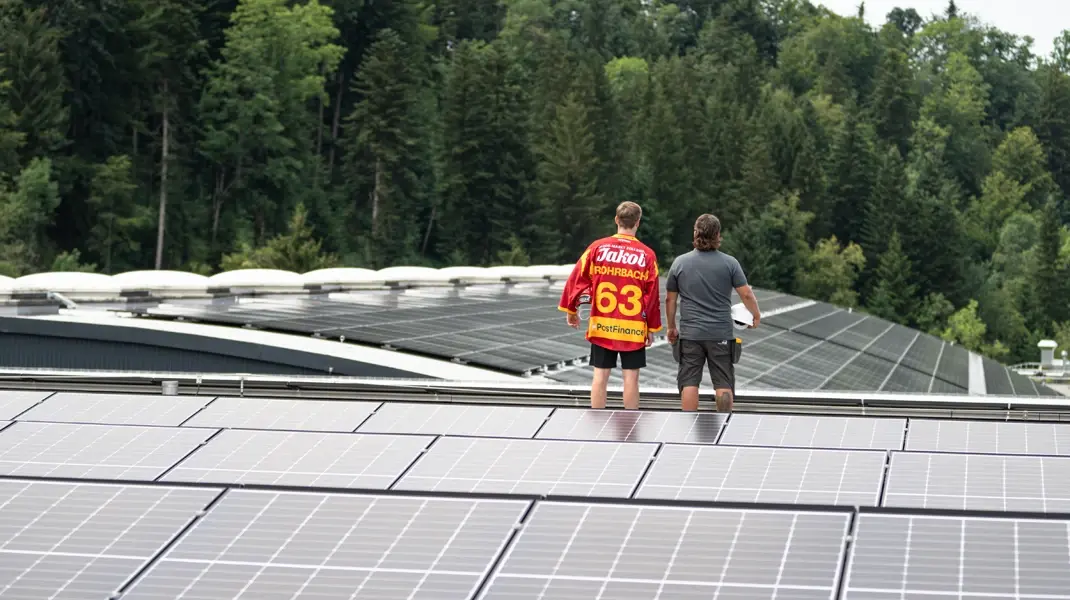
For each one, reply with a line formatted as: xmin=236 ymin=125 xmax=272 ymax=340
xmin=671 ymin=338 xmax=743 ymax=364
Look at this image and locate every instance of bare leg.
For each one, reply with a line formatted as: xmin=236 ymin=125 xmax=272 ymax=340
xmin=680 ymin=386 xmax=700 ymax=411
xmin=591 ymin=368 xmax=611 ymax=409
xmin=621 ymin=369 xmax=640 ymax=410
xmin=715 ymin=388 xmax=733 ymax=413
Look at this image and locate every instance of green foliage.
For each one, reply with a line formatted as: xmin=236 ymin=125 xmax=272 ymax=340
xmin=1032 ymin=198 xmax=1070 ymax=326
xmin=220 ymin=203 xmax=338 ymax=272
xmin=199 ymin=0 xmax=343 ymax=249
xmin=0 ymin=157 xmax=59 ymax=274
xmin=86 ymin=155 xmax=152 ymax=273
xmin=721 ymin=192 xmax=813 ymax=293
xmin=796 ymin=236 xmax=866 ymax=308
xmin=0 ymin=2 xmax=69 ymax=161
xmin=344 ymin=28 xmax=435 ymax=267
xmin=915 ymin=292 xmax=955 ymax=336
xmin=50 ymin=250 xmax=97 ymax=273
xmin=866 ymin=231 xmax=917 ymax=323
xmin=0 ymin=0 xmax=1067 ymax=368
xmin=941 ymin=299 xmax=1009 ymax=360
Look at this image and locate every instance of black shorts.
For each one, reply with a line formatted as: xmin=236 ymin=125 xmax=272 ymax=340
xmin=676 ymin=339 xmax=734 ymax=391
xmin=589 ymin=343 xmax=646 ymax=370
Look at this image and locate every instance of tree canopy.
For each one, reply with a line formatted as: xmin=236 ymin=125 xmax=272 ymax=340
xmin=0 ymin=0 xmax=1068 ymax=364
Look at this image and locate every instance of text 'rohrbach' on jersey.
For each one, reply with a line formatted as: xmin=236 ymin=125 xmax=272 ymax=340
xmin=558 ymin=234 xmax=663 ymax=353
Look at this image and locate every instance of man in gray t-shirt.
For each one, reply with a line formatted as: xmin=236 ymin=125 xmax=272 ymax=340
xmin=666 ymin=214 xmax=761 ymax=412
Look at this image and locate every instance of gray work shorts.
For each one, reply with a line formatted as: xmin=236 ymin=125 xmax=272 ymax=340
xmin=674 ymin=339 xmax=734 ymax=392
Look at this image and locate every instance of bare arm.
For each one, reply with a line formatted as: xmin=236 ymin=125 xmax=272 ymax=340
xmin=736 ymin=284 xmax=761 ymax=327
xmin=666 ymin=291 xmax=678 ymax=329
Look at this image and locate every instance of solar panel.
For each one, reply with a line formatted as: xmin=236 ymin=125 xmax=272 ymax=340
xmin=718 ymin=414 xmax=906 ymax=450
xmin=393 ymin=437 xmax=656 ymax=497
xmin=897 ymin=333 xmax=944 ymax=378
xmin=0 ymin=422 xmax=215 ymax=480
xmin=0 ymin=390 xmax=50 ymax=419
xmin=880 ymin=364 xmax=939 ymax=393
xmin=161 ymin=429 xmax=432 ymax=489
xmin=16 ymin=392 xmax=212 ymax=426
xmin=357 ymin=403 xmax=553 ymax=438
xmin=181 ymin=396 xmax=380 ymax=432
xmin=820 ymin=352 xmax=896 ymax=392
xmin=0 ymin=480 xmax=218 ymax=600
xmin=982 ymin=356 xmax=1016 ymax=396
xmin=842 ymin=513 xmax=1070 ymax=598
xmin=792 ymin=309 xmax=867 ymax=339
xmin=935 ymin=342 xmax=971 ymax=388
xmin=762 ymin=302 xmax=838 ymax=329
xmin=534 ymin=409 xmax=726 ymax=444
xmin=139 ymin=285 xmax=578 ymax=374
xmin=905 ymin=419 xmax=1070 ymax=455
xmin=635 ymin=445 xmax=886 ymax=506
xmin=750 ymin=342 xmax=861 ymax=390
xmin=478 ymin=502 xmax=850 ymax=599
xmin=882 ymin=451 xmax=1070 ymax=511
xmin=122 ymin=490 xmax=528 ymax=600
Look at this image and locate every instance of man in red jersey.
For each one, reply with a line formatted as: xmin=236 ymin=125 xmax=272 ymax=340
xmin=558 ymin=201 xmax=663 ymax=410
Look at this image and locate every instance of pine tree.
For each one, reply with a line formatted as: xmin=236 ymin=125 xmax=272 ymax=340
xmin=343 ymin=28 xmax=431 ymax=266
xmin=535 ymin=93 xmax=604 ymax=262
xmin=199 ymin=0 xmax=343 ymax=251
xmin=0 ymin=158 xmax=59 ymax=273
xmin=1030 ymin=65 xmax=1070 ymax=219
xmin=0 ymin=3 xmax=69 ymax=162
xmin=823 ymin=102 xmax=876 ymax=243
xmin=0 ymin=69 xmax=24 ymax=177
xmin=86 ymin=155 xmax=152 ymax=273
xmin=437 ymin=40 xmax=534 ymax=266
xmin=868 ymin=41 xmax=916 ymax=155
xmin=867 ymin=230 xmax=918 ymax=323
xmin=861 ymin=145 xmax=906 ymax=260
xmin=1032 ymin=198 xmax=1069 ymax=327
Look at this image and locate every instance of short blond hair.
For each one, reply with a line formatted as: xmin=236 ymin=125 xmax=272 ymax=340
xmin=616 ymin=202 xmax=642 ymax=229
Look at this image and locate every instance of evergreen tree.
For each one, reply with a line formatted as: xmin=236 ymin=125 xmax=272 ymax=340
xmin=534 ymin=93 xmax=604 ymax=262
xmin=868 ymin=38 xmax=916 ymax=154
xmin=861 ymin=145 xmax=906 ymax=260
xmin=1032 ymin=64 xmax=1070 ymax=219
xmin=823 ymin=102 xmax=876 ymax=242
xmin=866 ymin=230 xmax=918 ymax=322
xmin=436 ymin=40 xmax=534 ymax=266
xmin=0 ymin=157 xmax=59 ymax=273
xmin=1033 ymin=198 xmax=1070 ymax=327
xmin=199 ymin=0 xmax=343 ymax=253
xmin=0 ymin=3 xmax=69 ymax=162
xmin=344 ymin=28 xmax=432 ymax=266
xmin=86 ymin=155 xmax=151 ymax=273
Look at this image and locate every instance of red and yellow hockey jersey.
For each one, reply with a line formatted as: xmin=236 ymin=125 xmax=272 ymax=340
xmin=558 ymin=233 xmax=663 ymax=352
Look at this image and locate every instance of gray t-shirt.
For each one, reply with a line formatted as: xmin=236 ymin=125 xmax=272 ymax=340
xmin=666 ymin=249 xmax=748 ymax=341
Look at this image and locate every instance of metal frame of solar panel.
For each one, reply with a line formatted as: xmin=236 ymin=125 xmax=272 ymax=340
xmin=4 ymin=387 xmax=1070 ymax=599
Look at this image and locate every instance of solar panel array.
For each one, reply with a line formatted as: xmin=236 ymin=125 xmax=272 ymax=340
xmin=552 ymin=299 xmax=1059 ymax=397
xmin=122 ymin=281 xmax=1055 ymax=396
xmin=3 ymin=388 xmax=1070 ymax=599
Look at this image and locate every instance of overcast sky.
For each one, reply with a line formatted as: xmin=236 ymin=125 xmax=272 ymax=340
xmin=815 ymin=0 xmax=1065 ymax=57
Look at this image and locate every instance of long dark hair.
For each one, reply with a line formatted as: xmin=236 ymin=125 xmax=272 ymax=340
xmin=693 ymin=214 xmax=722 ymax=250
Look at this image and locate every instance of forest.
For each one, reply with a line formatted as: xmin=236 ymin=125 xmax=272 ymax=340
xmin=0 ymin=0 xmax=1068 ymax=364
